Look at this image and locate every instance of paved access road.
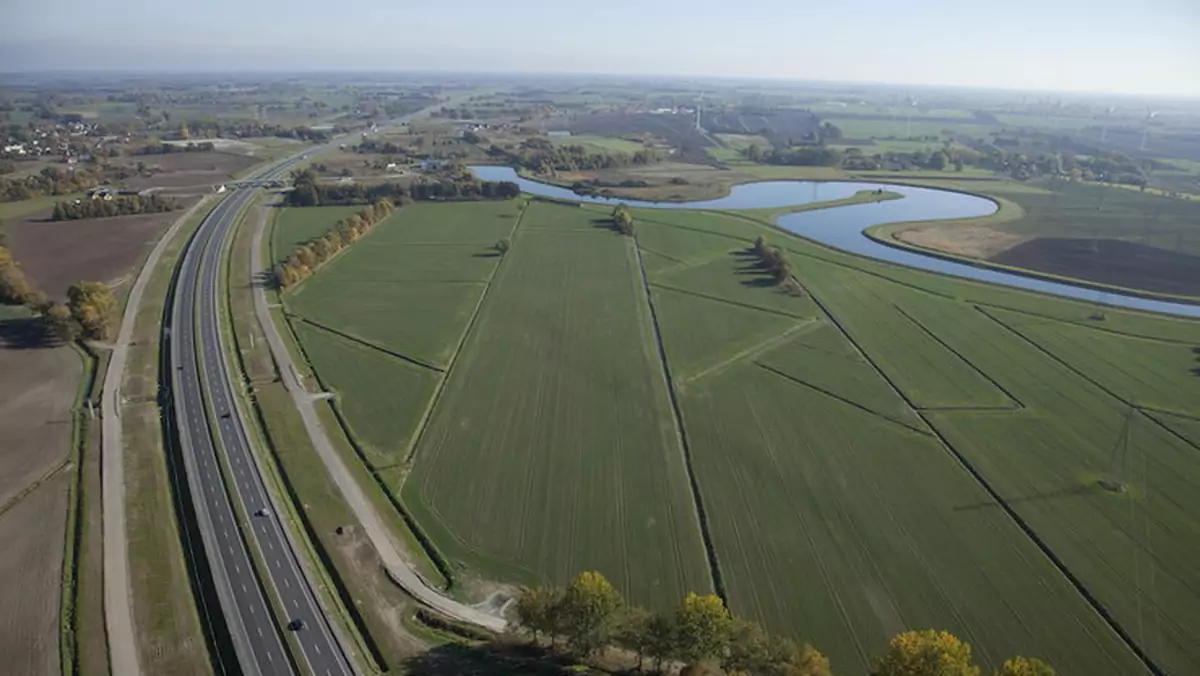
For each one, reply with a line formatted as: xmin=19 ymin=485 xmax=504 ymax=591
xmin=170 ymin=156 xmax=353 ymax=676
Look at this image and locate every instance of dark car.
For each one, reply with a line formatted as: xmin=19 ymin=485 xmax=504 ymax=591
xmin=287 ymin=619 xmax=306 ymax=631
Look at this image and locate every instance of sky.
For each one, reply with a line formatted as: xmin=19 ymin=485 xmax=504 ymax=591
xmin=3 ymin=0 xmax=1199 ymax=97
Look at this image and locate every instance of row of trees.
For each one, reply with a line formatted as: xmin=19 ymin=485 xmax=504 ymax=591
xmin=514 ymin=573 xmax=828 ymax=675
xmin=354 ymin=138 xmax=408 ymax=155
xmin=273 ymin=199 xmax=396 ymax=289
xmin=512 ymin=138 xmax=662 ymax=174
xmin=612 ymin=204 xmax=636 ymax=236
xmin=1 ymin=246 xmax=114 ymax=341
xmin=176 ymin=120 xmax=338 ymax=142
xmin=511 ymin=572 xmax=1055 ymax=675
xmin=286 ymin=169 xmax=521 ymax=207
xmin=133 ymin=141 xmax=216 ymax=155
xmin=753 ymin=236 xmax=794 ymax=286
xmin=52 ymin=194 xmax=178 ymax=221
xmin=1 ymin=165 xmax=107 ymax=203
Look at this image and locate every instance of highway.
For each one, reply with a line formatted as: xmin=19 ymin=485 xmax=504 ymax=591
xmin=169 ymin=155 xmax=353 ymax=676
xmin=165 ymin=99 xmax=485 ymax=676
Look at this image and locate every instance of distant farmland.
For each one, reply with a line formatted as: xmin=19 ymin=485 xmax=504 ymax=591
xmin=277 ymin=194 xmax=1200 ymax=676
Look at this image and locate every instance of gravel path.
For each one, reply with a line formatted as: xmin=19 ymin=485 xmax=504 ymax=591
xmin=248 ymin=205 xmax=508 ymax=633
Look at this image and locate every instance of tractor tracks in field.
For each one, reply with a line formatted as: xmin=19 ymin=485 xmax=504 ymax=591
xmin=977 ymin=306 xmax=1200 ymax=456
xmin=810 ymin=290 xmax=1166 ymax=676
xmin=397 ymin=200 xmax=531 ymax=467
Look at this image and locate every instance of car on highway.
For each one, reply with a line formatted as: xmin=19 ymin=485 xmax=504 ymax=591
xmin=255 ymin=508 xmax=271 ymax=517
xmin=287 ymin=619 xmax=307 ymax=631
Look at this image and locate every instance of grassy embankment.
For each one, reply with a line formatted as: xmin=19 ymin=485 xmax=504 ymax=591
xmin=121 ymin=200 xmax=220 ymax=676
xmin=221 ymin=198 xmax=450 ymax=672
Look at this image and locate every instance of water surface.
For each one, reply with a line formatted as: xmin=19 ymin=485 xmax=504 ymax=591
xmin=472 ymin=166 xmax=1200 ymax=318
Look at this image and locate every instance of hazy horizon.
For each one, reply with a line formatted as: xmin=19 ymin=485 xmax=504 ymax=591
xmin=4 ymin=0 xmax=1199 ymax=98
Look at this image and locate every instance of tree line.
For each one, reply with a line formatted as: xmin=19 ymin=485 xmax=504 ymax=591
xmin=273 ymin=199 xmax=396 ymax=289
xmin=52 ymin=194 xmax=178 ymax=221
xmin=132 ymin=141 xmax=216 ymax=155
xmin=285 ymin=169 xmax=519 ymax=207
xmin=510 ymin=138 xmax=661 ymax=174
xmin=354 ymin=139 xmax=408 ymax=155
xmin=752 ymin=235 xmax=804 ymax=296
xmin=511 ymin=571 xmax=1055 ymax=676
xmin=177 ymin=120 xmax=339 ymax=142
xmin=1 ymin=165 xmax=109 ymax=203
xmin=1 ymin=246 xmax=115 ymax=341
xmin=612 ymin=204 xmax=636 ymax=236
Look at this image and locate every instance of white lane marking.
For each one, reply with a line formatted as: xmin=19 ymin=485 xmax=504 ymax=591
xmin=257 ymin=626 xmax=263 ymax=637
xmin=234 ymin=563 xmax=241 ymax=574
xmin=291 ymin=599 xmax=299 ymax=609
xmin=266 ymin=651 xmax=273 ymax=664
xmin=313 ymin=642 xmax=321 ymax=656
xmin=265 ymin=540 xmax=273 ymax=551
xmin=241 ymin=583 xmax=247 ymax=593
xmin=283 ymin=577 xmax=290 ymax=589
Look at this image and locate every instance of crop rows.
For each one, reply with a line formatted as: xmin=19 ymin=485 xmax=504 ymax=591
xmin=403 ymin=203 xmax=712 ymax=607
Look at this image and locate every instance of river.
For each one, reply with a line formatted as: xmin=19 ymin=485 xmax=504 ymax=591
xmin=470 ymin=165 xmax=1200 ymax=318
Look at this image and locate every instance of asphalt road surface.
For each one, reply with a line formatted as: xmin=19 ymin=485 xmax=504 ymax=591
xmin=169 ymin=156 xmax=353 ymax=676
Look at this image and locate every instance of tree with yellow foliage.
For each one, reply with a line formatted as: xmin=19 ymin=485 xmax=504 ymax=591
xmin=560 ymin=571 xmax=624 ymax=656
xmin=67 ymin=281 xmax=116 ymax=340
xmin=994 ymin=657 xmax=1055 ymax=676
xmin=674 ymin=593 xmax=734 ymax=664
xmin=871 ymin=630 xmax=980 ymax=676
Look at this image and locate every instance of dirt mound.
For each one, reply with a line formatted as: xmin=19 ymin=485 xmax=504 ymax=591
xmin=990 ymin=237 xmax=1200 ymax=297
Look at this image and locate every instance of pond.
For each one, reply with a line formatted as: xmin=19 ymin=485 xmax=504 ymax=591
xmin=471 ymin=166 xmax=1200 ymax=318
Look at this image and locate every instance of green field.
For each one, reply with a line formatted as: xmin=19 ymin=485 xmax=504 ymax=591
xmin=271 ymin=206 xmax=361 ymax=262
xmin=281 ymin=193 xmax=1200 ymax=675
xmin=549 ymin=134 xmax=648 ymax=154
xmin=402 ymin=202 xmax=712 ymax=605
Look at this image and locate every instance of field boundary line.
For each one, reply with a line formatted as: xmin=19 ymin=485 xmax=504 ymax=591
xmin=250 ymin=191 xmax=510 ymax=633
xmin=635 ymin=213 xmax=758 ymax=245
xmin=753 ymin=362 xmax=932 ymax=436
xmin=968 ymin=300 xmax=1200 ymax=347
xmin=632 ymin=234 xmax=726 ymax=601
xmin=813 ymin=290 xmax=1164 ymax=675
xmin=1141 ymin=410 xmax=1200 ymax=453
xmin=293 ymin=316 xmax=445 ymax=373
xmin=632 ymin=245 xmax=687 ymax=265
xmin=890 ymin=304 xmax=1025 ymax=411
xmin=0 ymin=458 xmax=71 ymax=519
xmin=978 ymin=307 xmax=1200 ymax=458
xmin=397 ymin=199 xmax=530 ymax=467
xmin=679 ymin=319 xmax=820 ymax=386
xmin=651 ymin=247 xmax=753 ymax=281
xmin=650 ymin=281 xmax=810 ymax=319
